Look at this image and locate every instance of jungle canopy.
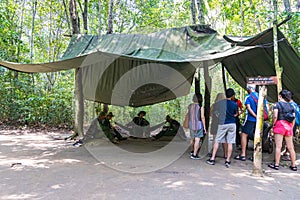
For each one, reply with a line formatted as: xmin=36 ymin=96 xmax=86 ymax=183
xmin=1 ymin=25 xmax=299 ymax=106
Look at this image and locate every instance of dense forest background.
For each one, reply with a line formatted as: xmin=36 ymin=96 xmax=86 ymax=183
xmin=0 ymin=0 xmax=299 ymax=129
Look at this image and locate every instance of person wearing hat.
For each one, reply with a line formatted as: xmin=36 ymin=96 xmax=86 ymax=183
xmin=206 ymin=88 xmax=238 ymax=167
xmin=73 ymin=111 xmax=118 ymax=146
xmin=104 ymin=112 xmax=127 ymax=141
xmin=132 ymin=111 xmax=150 ymax=127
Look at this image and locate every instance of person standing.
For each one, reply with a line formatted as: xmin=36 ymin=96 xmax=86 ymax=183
xmin=268 ymin=90 xmax=297 ymax=171
xmin=233 ymin=96 xmax=244 ymax=148
xmin=187 ymin=94 xmax=207 ymax=160
xmin=234 ymin=84 xmax=258 ymax=161
xmin=206 ymin=88 xmax=238 ymax=167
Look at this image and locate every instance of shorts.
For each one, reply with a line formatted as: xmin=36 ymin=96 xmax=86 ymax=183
xmin=215 ymin=124 xmax=236 ymax=144
xmin=242 ymin=120 xmax=256 ymax=140
xmin=190 ymin=129 xmax=204 ymax=138
xmin=273 ymin=120 xmax=293 ymax=137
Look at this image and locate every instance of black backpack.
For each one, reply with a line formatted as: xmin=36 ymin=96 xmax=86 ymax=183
xmin=278 ymin=102 xmax=295 ymax=123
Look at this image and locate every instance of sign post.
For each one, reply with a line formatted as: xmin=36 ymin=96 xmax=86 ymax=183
xmin=246 ymin=76 xmax=277 ymax=175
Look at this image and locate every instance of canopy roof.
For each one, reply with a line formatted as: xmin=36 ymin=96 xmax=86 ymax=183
xmin=0 ymin=25 xmax=299 ymax=106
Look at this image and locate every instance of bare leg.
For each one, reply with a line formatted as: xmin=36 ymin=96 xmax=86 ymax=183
xmin=285 ymin=136 xmax=296 ymax=167
xmin=241 ymin=133 xmax=248 ymax=157
xmin=222 ymin=143 xmax=228 ymax=158
xmin=190 ymin=138 xmax=195 ymax=152
xmin=274 ymin=134 xmax=284 ymax=166
xmin=193 ymin=137 xmax=201 ymax=156
xmin=227 ymin=143 xmax=233 ymax=162
xmin=210 ymin=141 xmax=219 ymax=160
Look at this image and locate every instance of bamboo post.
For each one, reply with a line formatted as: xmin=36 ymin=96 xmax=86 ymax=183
xmin=253 ymin=86 xmax=267 ymax=176
xmin=273 ymin=0 xmax=282 ymax=93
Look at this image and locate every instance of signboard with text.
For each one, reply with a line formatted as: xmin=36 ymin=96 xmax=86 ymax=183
xmin=247 ymin=76 xmax=278 ymax=85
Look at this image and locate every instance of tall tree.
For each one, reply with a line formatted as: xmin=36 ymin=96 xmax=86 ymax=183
xmin=30 ymin=0 xmax=37 ymax=62
xmin=107 ymin=0 xmax=114 ymax=34
xmin=98 ymin=0 xmax=102 ymax=35
xmin=196 ymin=0 xmax=204 ymax=24
xmin=70 ymin=0 xmax=80 ymax=34
xmin=190 ymin=0 xmax=197 ymax=24
xmin=273 ymin=0 xmax=282 ymax=93
xmin=69 ymin=0 xmax=84 ymax=138
xmin=249 ymin=0 xmax=261 ymax=32
xmin=239 ymin=0 xmax=245 ymax=34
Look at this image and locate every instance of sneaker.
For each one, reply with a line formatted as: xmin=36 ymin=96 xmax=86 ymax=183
xmin=73 ymin=142 xmax=82 ymax=147
xmin=225 ymin=161 xmax=231 ymax=168
xmin=190 ymin=154 xmax=200 ymax=160
xmin=206 ymin=159 xmax=215 ymax=165
xmin=190 ymin=151 xmax=193 ymax=156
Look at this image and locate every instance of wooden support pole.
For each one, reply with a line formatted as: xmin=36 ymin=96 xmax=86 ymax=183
xmin=273 ymin=0 xmax=282 ymax=94
xmin=253 ymin=86 xmax=267 ymax=176
xmin=204 ymin=65 xmax=211 ymax=130
xmin=74 ymin=68 xmax=84 ymax=138
xmin=222 ymin=64 xmax=227 ymax=92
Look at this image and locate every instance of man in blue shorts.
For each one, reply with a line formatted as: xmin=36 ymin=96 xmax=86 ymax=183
xmin=234 ymin=84 xmax=258 ymax=161
xmin=206 ymin=88 xmax=238 ymax=167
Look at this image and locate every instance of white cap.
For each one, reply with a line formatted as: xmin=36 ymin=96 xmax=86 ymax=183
xmin=246 ymin=84 xmax=256 ymax=91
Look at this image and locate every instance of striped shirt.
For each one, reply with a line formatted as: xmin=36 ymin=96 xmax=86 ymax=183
xmin=188 ymin=103 xmax=203 ymax=131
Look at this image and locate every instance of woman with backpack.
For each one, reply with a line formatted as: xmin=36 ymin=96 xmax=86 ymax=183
xmin=268 ymin=89 xmax=297 ymax=171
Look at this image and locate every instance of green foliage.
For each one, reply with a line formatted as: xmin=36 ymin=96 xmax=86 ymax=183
xmin=0 ymin=69 xmax=74 ymax=127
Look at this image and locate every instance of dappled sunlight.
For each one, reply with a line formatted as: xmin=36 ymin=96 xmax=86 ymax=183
xmin=0 ymin=157 xmax=82 ymax=170
xmin=1 ymin=193 xmax=37 ymax=200
xmin=165 ymin=180 xmax=185 ymax=189
xmin=223 ymin=183 xmax=240 ymax=191
xmin=52 ymin=159 xmax=82 ymax=164
xmin=51 ymin=184 xmax=64 ymax=189
xmin=197 ymin=181 xmax=215 ymax=186
xmin=0 ymin=158 xmax=51 ymax=169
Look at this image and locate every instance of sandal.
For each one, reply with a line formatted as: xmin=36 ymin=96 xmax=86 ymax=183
xmin=268 ymin=163 xmax=279 ymax=170
xmin=225 ymin=161 xmax=231 ymax=168
xmin=206 ymin=159 xmax=215 ymax=165
xmin=234 ymin=155 xmax=246 ymax=161
xmin=289 ymin=166 xmax=297 ymax=171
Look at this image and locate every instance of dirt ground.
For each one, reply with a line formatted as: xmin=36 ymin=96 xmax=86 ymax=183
xmin=0 ymin=128 xmax=299 ymax=200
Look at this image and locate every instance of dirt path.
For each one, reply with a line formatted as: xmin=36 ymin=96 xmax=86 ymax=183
xmin=0 ymin=129 xmax=299 ymax=200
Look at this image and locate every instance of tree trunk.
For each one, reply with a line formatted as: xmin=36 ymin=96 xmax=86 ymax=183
xmin=69 ymin=0 xmax=84 ymax=138
xmin=69 ymin=0 xmax=80 ymax=34
xmin=273 ymin=0 xmax=282 ymax=93
xmin=107 ymin=0 xmax=114 ymax=34
xmin=283 ymin=0 xmax=291 ymax=12
xmin=63 ymin=0 xmax=71 ymax=34
xmin=196 ymin=0 xmax=204 ymax=24
xmin=240 ymin=0 xmax=245 ymax=35
xmin=252 ymin=86 xmax=267 ymax=176
xmin=203 ymin=0 xmax=212 ymax=25
xmin=98 ymin=0 xmax=102 ymax=35
xmin=190 ymin=0 xmax=196 ymax=24
xmin=30 ymin=0 xmax=37 ymax=63
xmin=249 ymin=0 xmax=261 ymax=32
xmin=83 ymin=0 xmax=88 ymax=33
